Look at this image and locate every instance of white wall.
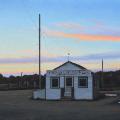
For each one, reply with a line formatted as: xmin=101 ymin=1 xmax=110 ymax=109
xmin=33 ymin=89 xmax=45 ymax=99
xmin=60 ymin=77 xmax=64 ymax=88
xmin=74 ymin=76 xmax=93 ymax=100
xmin=46 ymin=76 xmax=61 ymax=100
xmin=46 ymin=75 xmax=93 ymax=100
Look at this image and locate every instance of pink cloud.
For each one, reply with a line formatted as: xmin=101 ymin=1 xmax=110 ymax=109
xmin=45 ymin=28 xmax=120 ymax=41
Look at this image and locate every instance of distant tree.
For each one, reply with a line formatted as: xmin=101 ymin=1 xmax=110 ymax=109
xmin=95 ymin=70 xmax=120 ymax=90
xmin=0 ymin=74 xmax=4 ymax=80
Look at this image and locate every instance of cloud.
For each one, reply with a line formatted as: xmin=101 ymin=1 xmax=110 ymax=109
xmin=54 ymin=22 xmax=84 ymax=30
xmin=78 ymin=52 xmax=120 ymax=60
xmin=0 ymin=57 xmax=36 ymax=64
xmin=43 ymin=52 xmax=120 ymax=62
xmin=0 ymin=51 xmax=120 ymax=64
xmin=0 ymin=52 xmax=120 ymax=76
xmin=44 ymin=20 xmax=120 ymax=41
xmin=45 ymin=28 xmax=120 ymax=41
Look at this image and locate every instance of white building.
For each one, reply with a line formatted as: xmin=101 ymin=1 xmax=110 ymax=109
xmin=33 ymin=61 xmax=96 ymax=100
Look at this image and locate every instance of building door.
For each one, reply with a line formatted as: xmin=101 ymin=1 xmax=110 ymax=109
xmin=65 ymin=77 xmax=73 ymax=87
xmin=64 ymin=77 xmax=73 ymax=97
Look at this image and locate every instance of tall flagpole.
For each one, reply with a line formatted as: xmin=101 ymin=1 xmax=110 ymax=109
xmin=39 ymin=14 xmax=41 ymax=89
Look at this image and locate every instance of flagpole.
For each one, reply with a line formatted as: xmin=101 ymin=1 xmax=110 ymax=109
xmin=39 ymin=14 xmax=41 ymax=89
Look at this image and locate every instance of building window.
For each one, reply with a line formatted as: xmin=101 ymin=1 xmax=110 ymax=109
xmin=78 ymin=76 xmax=88 ymax=88
xmin=51 ymin=77 xmax=59 ymax=88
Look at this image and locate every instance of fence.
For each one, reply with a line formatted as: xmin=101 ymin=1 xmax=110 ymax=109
xmin=0 ymin=79 xmax=39 ymax=90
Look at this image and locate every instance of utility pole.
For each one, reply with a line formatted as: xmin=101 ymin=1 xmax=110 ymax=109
xmin=39 ymin=14 xmax=41 ymax=89
xmin=21 ymin=72 xmax=23 ymax=77
xmin=20 ymin=72 xmax=23 ymax=89
xmin=101 ymin=59 xmax=104 ymax=89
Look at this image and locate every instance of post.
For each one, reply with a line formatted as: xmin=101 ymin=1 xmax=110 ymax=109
xmin=21 ymin=72 xmax=23 ymax=77
xmin=39 ymin=14 xmax=41 ymax=89
xmin=21 ymin=72 xmax=23 ymax=89
xmin=101 ymin=59 xmax=104 ymax=89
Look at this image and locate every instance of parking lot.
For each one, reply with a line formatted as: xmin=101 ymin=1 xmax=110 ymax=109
xmin=0 ymin=90 xmax=119 ymax=120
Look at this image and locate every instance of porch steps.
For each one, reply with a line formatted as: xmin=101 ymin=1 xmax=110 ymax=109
xmin=64 ymin=92 xmax=71 ymax=96
xmin=61 ymin=97 xmax=72 ymax=101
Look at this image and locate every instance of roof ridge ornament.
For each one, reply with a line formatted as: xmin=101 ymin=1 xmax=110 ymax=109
xmin=67 ymin=53 xmax=70 ymax=61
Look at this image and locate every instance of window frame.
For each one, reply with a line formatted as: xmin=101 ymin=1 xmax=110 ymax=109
xmin=78 ymin=76 xmax=88 ymax=88
xmin=50 ymin=77 xmax=60 ymax=89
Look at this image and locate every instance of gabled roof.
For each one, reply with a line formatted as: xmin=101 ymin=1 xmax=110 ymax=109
xmin=53 ymin=61 xmax=87 ymax=70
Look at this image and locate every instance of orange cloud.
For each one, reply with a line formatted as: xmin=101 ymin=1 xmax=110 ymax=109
xmin=45 ymin=29 xmax=120 ymax=41
xmin=64 ymin=33 xmax=120 ymax=41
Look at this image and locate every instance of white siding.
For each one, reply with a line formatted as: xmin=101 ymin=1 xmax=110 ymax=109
xmin=46 ymin=76 xmax=61 ymax=100
xmin=74 ymin=76 xmax=93 ymax=100
xmin=46 ymin=89 xmax=61 ymax=100
xmin=45 ymin=61 xmax=94 ymax=100
xmin=33 ymin=89 xmax=45 ymax=99
xmin=60 ymin=77 xmax=64 ymax=88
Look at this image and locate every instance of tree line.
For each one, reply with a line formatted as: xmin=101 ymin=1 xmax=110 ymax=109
xmin=0 ymin=70 xmax=120 ymax=90
xmin=0 ymin=74 xmax=45 ymax=90
xmin=94 ymin=70 xmax=120 ymax=90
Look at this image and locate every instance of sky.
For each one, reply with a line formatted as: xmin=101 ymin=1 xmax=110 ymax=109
xmin=0 ymin=0 xmax=120 ymax=76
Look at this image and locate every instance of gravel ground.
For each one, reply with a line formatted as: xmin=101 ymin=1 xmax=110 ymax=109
xmin=0 ymin=90 xmax=120 ymax=120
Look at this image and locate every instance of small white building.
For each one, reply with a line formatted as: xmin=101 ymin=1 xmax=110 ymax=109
xmin=33 ymin=61 xmax=96 ymax=100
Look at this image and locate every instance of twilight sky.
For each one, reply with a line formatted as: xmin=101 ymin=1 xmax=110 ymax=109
xmin=0 ymin=0 xmax=120 ymax=76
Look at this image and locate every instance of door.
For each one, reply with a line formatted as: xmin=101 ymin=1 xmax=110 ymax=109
xmin=64 ymin=77 xmax=73 ymax=97
xmin=65 ymin=77 xmax=73 ymax=87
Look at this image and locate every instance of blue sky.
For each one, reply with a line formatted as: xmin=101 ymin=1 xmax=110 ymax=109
xmin=0 ymin=0 xmax=120 ymax=76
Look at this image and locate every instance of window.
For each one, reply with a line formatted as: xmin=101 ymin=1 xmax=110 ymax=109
xmin=78 ymin=77 xmax=88 ymax=88
xmin=51 ymin=77 xmax=59 ymax=88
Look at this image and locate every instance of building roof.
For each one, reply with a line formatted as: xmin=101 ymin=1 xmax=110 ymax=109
xmin=53 ymin=61 xmax=87 ymax=70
